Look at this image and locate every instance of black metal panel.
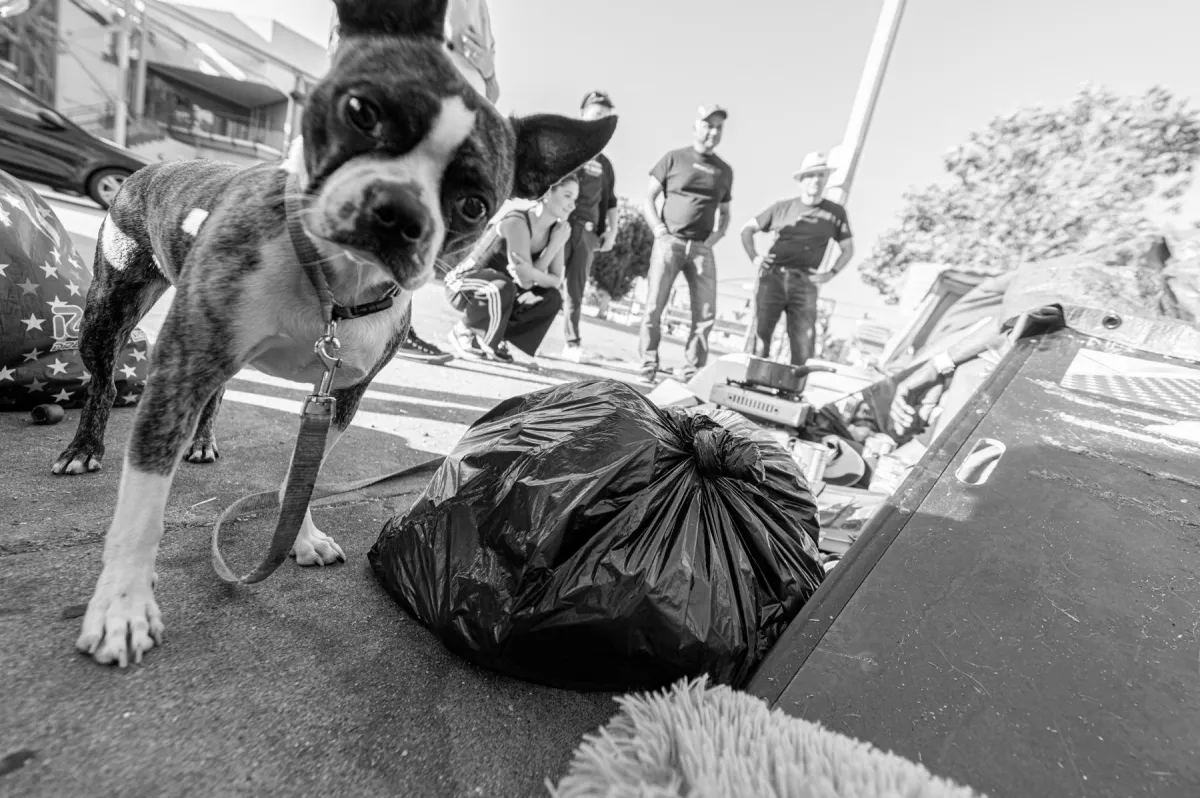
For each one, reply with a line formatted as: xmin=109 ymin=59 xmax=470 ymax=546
xmin=748 ymin=327 xmax=1200 ymax=798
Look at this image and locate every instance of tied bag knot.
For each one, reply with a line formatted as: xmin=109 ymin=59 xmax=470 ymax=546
xmin=686 ymin=414 xmax=766 ymax=483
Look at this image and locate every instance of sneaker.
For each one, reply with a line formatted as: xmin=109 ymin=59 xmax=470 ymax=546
xmin=560 ymin=344 xmax=585 ymax=363
xmin=447 ymin=324 xmax=485 ymax=359
xmin=489 ymin=342 xmax=516 ymax=364
xmin=396 ymin=327 xmax=453 ymax=364
xmin=673 ymin=366 xmax=697 ymax=383
xmin=639 ymin=365 xmax=659 ymax=384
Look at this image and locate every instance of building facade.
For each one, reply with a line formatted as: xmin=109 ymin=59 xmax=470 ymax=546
xmin=1 ymin=0 xmax=325 ymax=166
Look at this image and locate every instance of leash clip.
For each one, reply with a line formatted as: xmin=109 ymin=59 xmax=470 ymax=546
xmin=314 ymin=320 xmax=342 ymax=398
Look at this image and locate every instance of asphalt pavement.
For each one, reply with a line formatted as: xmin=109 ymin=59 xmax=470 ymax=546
xmin=0 ymin=188 xmax=708 ymax=797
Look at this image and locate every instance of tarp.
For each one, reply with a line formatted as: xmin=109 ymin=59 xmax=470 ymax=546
xmin=1 ymin=169 xmax=149 ymax=411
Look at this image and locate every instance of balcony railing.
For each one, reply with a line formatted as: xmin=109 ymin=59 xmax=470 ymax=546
xmin=62 ymin=98 xmax=285 ymax=161
xmin=140 ymin=99 xmax=284 ymax=158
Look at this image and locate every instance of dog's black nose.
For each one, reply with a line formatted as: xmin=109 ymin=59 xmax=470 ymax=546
xmin=364 ymin=182 xmax=428 ymax=244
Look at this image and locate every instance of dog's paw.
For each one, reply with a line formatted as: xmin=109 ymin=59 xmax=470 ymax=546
xmin=51 ymin=444 xmax=104 ymax=476
xmin=76 ymin=569 xmax=164 ymax=667
xmin=291 ymin=526 xmax=346 ymax=567
xmin=183 ymin=438 xmax=220 ymax=464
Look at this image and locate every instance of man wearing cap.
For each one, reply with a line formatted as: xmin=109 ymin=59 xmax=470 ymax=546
xmin=560 ymin=91 xmax=619 ymax=364
xmin=640 ymin=105 xmax=735 ymax=382
xmin=740 ymin=151 xmax=854 ymax=366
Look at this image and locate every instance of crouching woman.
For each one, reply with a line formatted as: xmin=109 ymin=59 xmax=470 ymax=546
xmin=444 ymin=174 xmax=578 ymax=363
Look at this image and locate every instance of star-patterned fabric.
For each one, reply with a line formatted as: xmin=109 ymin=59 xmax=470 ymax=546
xmin=0 ymin=169 xmax=150 ymax=411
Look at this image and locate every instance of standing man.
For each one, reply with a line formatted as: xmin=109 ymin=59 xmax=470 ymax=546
xmin=640 ymin=105 xmax=734 ymax=382
xmin=740 ymin=151 xmax=854 ymax=366
xmin=560 ymin=90 xmax=619 ymax=363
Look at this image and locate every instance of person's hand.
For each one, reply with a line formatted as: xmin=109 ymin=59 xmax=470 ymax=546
xmin=889 ymin=362 xmax=941 ymax=436
xmin=753 ymin=253 xmax=776 ymax=270
xmin=516 ymin=290 xmax=543 ymax=306
xmin=704 ymin=232 xmax=723 ymax=247
xmin=599 ymin=228 xmax=617 ymax=252
xmin=653 ymin=223 xmax=669 ymax=239
xmin=810 ymin=271 xmax=835 ymax=286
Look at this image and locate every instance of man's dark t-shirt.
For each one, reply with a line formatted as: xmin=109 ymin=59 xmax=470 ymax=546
xmin=650 ymin=147 xmax=733 ymax=241
xmin=570 ymin=153 xmax=617 ymax=234
xmin=755 ymin=198 xmax=851 ymax=271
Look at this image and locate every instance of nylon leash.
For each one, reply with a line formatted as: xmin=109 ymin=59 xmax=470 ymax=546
xmin=210 ymin=171 xmax=347 ymax=584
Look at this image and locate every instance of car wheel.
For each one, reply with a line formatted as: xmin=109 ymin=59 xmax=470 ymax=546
xmin=86 ymin=168 xmax=131 ymax=209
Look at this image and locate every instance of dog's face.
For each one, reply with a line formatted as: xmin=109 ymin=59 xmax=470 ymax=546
xmin=295 ymin=0 xmax=617 ymax=290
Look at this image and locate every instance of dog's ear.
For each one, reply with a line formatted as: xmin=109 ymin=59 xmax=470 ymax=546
xmin=509 ymin=115 xmax=619 ymax=199
xmin=332 ymin=0 xmax=448 ymax=39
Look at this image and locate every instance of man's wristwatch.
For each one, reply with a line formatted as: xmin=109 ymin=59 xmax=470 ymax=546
xmin=931 ymin=351 xmax=957 ymax=376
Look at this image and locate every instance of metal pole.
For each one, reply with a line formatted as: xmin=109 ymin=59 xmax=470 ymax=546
xmin=113 ymin=0 xmax=132 ymax=146
xmin=824 ymin=0 xmax=908 ymax=206
xmin=282 ymin=75 xmax=304 ymax=153
xmin=132 ymin=1 xmax=150 ymax=117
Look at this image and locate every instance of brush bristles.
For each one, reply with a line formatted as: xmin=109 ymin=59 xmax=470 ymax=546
xmin=548 ymin=676 xmax=985 ymax=798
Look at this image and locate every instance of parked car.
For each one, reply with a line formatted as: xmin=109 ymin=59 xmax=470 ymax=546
xmin=0 ymin=75 xmax=151 ymax=209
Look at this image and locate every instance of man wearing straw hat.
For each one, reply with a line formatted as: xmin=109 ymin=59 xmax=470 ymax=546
xmin=740 ymin=151 xmax=855 ymax=366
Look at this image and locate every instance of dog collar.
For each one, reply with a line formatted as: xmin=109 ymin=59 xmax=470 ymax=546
xmin=282 ymin=170 xmax=400 ymax=323
xmin=331 ymin=284 xmax=400 ymax=321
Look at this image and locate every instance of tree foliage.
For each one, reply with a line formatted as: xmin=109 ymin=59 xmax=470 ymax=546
xmin=589 ymin=198 xmax=654 ymax=301
xmin=859 ymin=86 xmax=1200 ymax=303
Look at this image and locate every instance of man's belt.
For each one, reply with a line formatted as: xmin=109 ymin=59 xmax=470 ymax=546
xmin=767 ymin=264 xmax=818 ymax=274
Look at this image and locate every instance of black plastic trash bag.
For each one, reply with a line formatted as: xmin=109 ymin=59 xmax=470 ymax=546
xmin=368 ymin=379 xmax=824 ymax=692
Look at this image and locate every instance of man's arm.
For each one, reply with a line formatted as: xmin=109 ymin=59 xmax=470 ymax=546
xmin=706 ymin=202 xmax=732 ymax=247
xmin=827 ymin=237 xmax=855 ymax=274
xmin=812 ymin=238 xmax=854 ymax=284
xmin=705 ymin=168 xmax=734 ymax=247
xmin=600 ymin=206 xmax=619 ymax=252
xmin=889 ymin=322 xmax=1008 ymax=435
xmin=600 ymin=157 xmax=619 ymax=251
xmin=740 ymin=218 xmax=761 ymax=261
xmin=814 ymin=209 xmax=855 ymax=283
xmin=741 ymin=202 xmax=776 ymax=265
xmin=644 ymin=176 xmax=667 ymax=237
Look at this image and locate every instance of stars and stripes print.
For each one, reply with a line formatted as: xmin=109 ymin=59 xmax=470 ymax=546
xmin=0 ymin=169 xmax=149 ymax=412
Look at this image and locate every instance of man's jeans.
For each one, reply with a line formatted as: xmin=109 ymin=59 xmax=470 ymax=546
xmin=639 ymin=234 xmax=717 ymax=375
xmin=752 ymin=267 xmax=819 ymax=366
xmin=562 ymin=221 xmax=600 ymax=346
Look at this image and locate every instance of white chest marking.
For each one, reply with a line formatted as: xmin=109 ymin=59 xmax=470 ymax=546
xmin=181 ymin=208 xmax=209 ymax=236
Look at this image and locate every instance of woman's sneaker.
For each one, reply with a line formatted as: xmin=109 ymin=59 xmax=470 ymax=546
xmin=395 ymin=327 xmax=453 ymax=364
xmin=488 ymin=342 xmax=516 ymax=364
xmin=447 ymin=324 xmax=486 ymax=359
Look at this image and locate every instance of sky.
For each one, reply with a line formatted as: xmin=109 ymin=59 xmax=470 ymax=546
xmin=175 ymin=0 xmax=1200 ymax=332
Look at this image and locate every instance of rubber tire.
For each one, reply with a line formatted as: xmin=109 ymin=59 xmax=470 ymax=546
xmin=86 ymin=168 xmax=131 ymax=210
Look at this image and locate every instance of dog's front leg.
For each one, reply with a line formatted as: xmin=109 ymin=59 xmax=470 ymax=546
xmin=77 ymin=315 xmax=241 ymax=666
xmin=289 ymin=424 xmax=348 ymax=567
xmin=288 ymin=378 xmax=377 ymax=566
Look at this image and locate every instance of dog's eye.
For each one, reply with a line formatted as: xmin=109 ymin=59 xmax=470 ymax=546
xmin=343 ymin=95 xmax=382 ymax=136
xmin=453 ymin=196 xmax=489 ymax=224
